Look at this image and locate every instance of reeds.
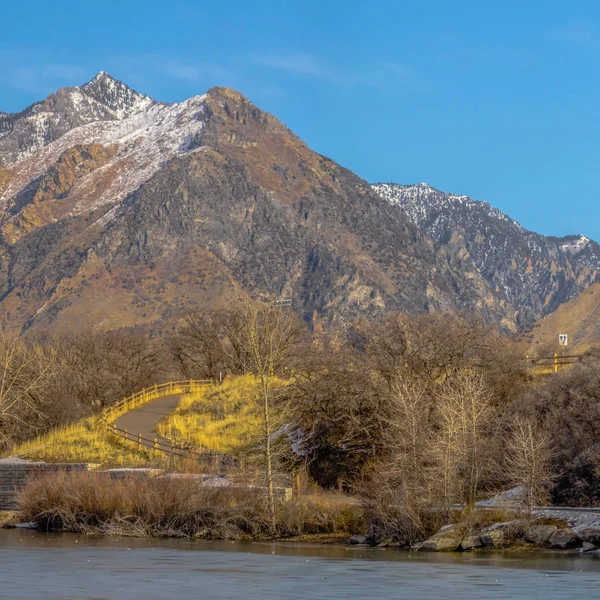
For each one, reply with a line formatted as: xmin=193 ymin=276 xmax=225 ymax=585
xmin=19 ymin=471 xmax=365 ymax=539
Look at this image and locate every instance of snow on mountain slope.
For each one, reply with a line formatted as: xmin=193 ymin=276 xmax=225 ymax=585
xmin=372 ymin=182 xmax=600 ymax=329
xmin=0 ymin=72 xmax=157 ymax=166
xmin=374 ymin=182 xmax=524 ymax=233
xmin=1 ymin=85 xmax=208 ymax=224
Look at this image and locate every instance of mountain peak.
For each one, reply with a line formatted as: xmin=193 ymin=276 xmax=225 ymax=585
xmin=81 ymin=71 xmax=156 ymax=118
xmin=87 ymin=70 xmax=112 ymax=83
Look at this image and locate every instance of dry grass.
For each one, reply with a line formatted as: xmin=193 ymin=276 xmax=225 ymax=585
xmin=7 ymin=418 xmax=154 ymax=466
xmin=157 ymin=375 xmax=265 ymax=456
xmin=18 ymin=471 xmax=365 ymax=539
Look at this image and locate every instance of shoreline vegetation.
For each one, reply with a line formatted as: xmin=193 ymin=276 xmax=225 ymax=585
xmin=3 ymin=302 xmax=600 ymax=555
xmin=5 ymin=473 xmax=600 ymax=556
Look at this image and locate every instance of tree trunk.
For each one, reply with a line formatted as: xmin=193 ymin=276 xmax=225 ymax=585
xmin=263 ymin=381 xmax=276 ymax=532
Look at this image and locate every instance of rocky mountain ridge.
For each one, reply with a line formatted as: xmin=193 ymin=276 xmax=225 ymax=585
xmin=372 ymin=182 xmax=600 ymax=329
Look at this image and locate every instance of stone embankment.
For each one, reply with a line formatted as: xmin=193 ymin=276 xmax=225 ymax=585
xmin=411 ymin=518 xmax=600 ymax=554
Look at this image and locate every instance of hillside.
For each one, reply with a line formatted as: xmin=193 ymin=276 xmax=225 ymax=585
xmin=526 ymin=282 xmax=600 ymax=353
xmin=0 ymin=73 xmax=503 ymax=333
xmin=373 ymin=183 xmax=600 ymax=331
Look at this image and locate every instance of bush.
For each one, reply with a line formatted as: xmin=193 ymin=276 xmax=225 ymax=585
xmin=511 ymin=361 xmax=600 ymax=506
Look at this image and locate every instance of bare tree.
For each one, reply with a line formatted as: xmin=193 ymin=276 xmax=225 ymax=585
xmin=237 ymin=297 xmax=302 ymax=530
xmin=219 ymin=309 xmax=252 ymax=375
xmin=365 ymin=312 xmax=527 ymax=405
xmin=170 ymin=312 xmax=226 ymax=380
xmin=51 ymin=330 xmax=166 ymax=410
xmin=505 ymin=417 xmax=555 ymax=517
xmin=387 ymin=376 xmax=431 ymax=480
xmin=438 ymin=370 xmax=495 ymax=508
xmin=0 ymin=330 xmax=55 ymax=450
xmin=431 ymin=386 xmax=463 ymax=521
xmin=375 ymin=375 xmax=434 ymax=540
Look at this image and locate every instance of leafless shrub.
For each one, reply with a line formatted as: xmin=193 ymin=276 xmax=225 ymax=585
xmin=277 ymin=494 xmax=364 ymax=537
xmin=511 ymin=361 xmax=600 ymax=505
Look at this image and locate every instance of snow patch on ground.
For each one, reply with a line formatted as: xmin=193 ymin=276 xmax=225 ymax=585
xmin=561 ymin=235 xmax=590 ymax=255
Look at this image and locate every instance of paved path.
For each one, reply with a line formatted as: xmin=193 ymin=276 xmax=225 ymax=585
xmin=113 ymin=394 xmax=181 ymax=451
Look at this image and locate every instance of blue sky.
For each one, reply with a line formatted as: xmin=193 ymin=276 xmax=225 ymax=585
xmin=2 ymin=0 xmax=600 ymax=239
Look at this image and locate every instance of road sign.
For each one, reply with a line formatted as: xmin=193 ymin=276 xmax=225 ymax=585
xmin=558 ymin=334 xmax=568 ymax=346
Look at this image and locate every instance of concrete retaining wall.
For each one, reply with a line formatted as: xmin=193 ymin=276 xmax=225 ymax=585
xmin=0 ymin=463 xmax=90 ymax=510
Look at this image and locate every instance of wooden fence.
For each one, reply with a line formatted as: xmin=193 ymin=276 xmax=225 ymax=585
xmin=99 ymin=380 xmax=235 ymax=467
xmin=527 ymin=353 xmax=583 ymax=375
xmin=101 ymin=380 xmax=212 ymax=424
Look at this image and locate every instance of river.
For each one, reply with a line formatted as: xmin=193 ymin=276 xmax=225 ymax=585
xmin=1 ymin=529 xmax=600 ymax=599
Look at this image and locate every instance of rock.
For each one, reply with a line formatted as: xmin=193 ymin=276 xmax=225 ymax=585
xmin=582 ymin=542 xmax=596 ymax=552
xmin=549 ymin=528 xmax=580 ymax=549
xmin=419 ymin=524 xmax=466 ymax=552
xmin=348 ymin=535 xmax=367 ymax=545
xmin=480 ymin=520 xmax=526 ymax=549
xmin=480 ymin=528 xmax=505 ymax=549
xmin=0 ymin=511 xmax=21 ymax=528
xmin=578 ymin=528 xmax=600 ymax=546
xmin=525 ymin=525 xmax=558 ymax=545
xmin=461 ymin=534 xmax=483 ymax=550
xmin=377 ymin=538 xmax=394 ymax=548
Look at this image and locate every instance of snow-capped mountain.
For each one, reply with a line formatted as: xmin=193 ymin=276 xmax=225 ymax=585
xmin=0 ymin=73 xmax=505 ymax=333
xmin=373 ymin=182 xmax=600 ymax=328
xmin=0 ymin=72 xmax=598 ymax=335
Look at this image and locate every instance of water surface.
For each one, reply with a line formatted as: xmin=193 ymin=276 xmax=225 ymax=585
xmin=1 ymin=529 xmax=599 ymax=599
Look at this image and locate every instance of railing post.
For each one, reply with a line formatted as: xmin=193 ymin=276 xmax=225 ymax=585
xmin=138 ymin=433 xmax=142 ymax=451
xmin=125 ymin=428 xmax=128 ymax=441
xmin=154 ymin=438 xmax=158 ymax=454
xmin=554 ymin=353 xmax=559 ymax=373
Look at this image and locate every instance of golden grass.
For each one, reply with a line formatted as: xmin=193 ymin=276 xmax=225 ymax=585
xmin=8 ymin=418 xmax=153 ymax=466
xmin=6 ymin=376 xmax=276 ymax=465
xmin=157 ymin=375 xmax=266 ymax=456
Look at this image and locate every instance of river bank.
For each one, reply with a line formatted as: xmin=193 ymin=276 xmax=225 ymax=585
xmin=8 ymin=468 xmax=600 ymax=555
xmin=4 ymin=508 xmax=600 ymax=558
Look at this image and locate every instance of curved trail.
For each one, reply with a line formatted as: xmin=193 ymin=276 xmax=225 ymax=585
xmin=113 ymin=394 xmax=181 ymax=451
